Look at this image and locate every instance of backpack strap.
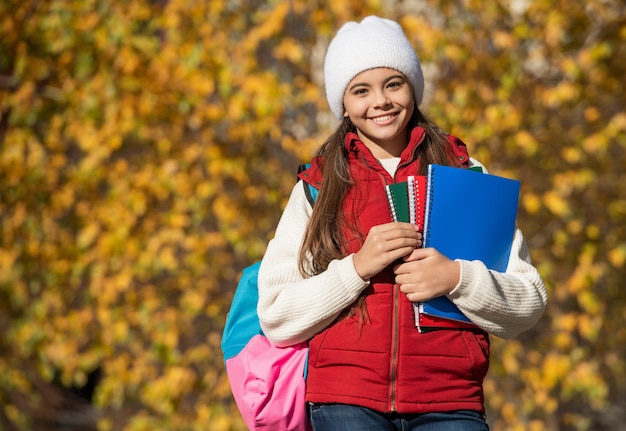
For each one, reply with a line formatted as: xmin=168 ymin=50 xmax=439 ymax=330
xmin=298 ymin=163 xmax=318 ymax=207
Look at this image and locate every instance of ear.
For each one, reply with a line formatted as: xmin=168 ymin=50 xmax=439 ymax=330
xmin=343 ymin=110 xmax=349 ymax=118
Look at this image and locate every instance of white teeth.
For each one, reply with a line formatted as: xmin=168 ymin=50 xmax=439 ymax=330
xmin=372 ymin=114 xmax=394 ymax=123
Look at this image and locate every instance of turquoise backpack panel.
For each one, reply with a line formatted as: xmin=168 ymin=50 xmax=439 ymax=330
xmin=221 ymin=261 xmax=263 ymax=360
xmin=221 ymin=166 xmax=317 ymax=362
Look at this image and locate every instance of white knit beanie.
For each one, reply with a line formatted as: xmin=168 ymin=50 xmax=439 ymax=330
xmin=324 ymin=16 xmax=424 ymax=119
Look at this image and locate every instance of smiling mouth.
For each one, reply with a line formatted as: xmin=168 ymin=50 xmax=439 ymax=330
xmin=371 ymin=113 xmax=397 ymax=124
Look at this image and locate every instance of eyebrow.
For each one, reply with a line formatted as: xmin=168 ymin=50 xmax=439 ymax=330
xmin=347 ymin=74 xmax=406 ymax=92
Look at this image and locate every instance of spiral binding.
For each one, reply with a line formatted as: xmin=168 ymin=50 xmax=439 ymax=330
xmin=385 ymin=184 xmax=398 ymax=222
xmin=422 ymin=165 xmax=435 ymax=247
xmin=407 ymin=176 xmax=416 ymax=225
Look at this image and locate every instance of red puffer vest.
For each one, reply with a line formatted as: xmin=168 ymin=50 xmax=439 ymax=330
xmin=298 ymin=126 xmax=490 ymax=414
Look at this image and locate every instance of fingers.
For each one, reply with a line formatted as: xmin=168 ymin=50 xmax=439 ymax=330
xmin=394 ymin=253 xmax=460 ymax=302
xmin=402 ymin=246 xmax=430 ymax=262
xmin=367 ymin=223 xmax=421 ymax=248
xmin=370 ymin=223 xmax=423 ymax=249
xmin=353 ymin=223 xmax=422 ymax=280
xmin=367 ymin=229 xmax=420 ymax=254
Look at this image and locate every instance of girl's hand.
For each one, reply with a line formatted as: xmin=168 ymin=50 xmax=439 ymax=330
xmin=394 ymin=248 xmax=460 ymax=302
xmin=353 ymin=222 xmax=421 ymax=280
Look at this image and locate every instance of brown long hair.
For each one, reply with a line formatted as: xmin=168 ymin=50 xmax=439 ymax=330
xmin=297 ymin=107 xmax=459 ymax=323
xmin=299 ymin=106 xmax=457 ymax=277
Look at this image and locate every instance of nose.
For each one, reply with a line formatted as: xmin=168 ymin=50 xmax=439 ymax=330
xmin=372 ymin=89 xmax=392 ymax=109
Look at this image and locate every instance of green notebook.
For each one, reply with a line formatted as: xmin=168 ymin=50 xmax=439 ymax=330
xmin=385 ymin=176 xmax=427 ymax=230
xmin=385 ymin=181 xmax=410 ymax=223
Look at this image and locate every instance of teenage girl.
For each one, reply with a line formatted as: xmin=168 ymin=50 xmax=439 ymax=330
xmin=257 ymin=16 xmax=547 ymax=431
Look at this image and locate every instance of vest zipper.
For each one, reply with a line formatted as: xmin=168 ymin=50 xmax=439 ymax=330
xmin=377 ymin=167 xmax=406 ymax=413
xmin=389 ymin=280 xmax=400 ymax=412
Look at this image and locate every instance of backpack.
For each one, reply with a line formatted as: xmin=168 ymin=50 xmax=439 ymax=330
xmin=221 ymin=166 xmax=317 ymax=431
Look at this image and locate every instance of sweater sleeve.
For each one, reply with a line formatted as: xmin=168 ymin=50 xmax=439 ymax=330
xmin=447 ymin=158 xmax=547 ymax=338
xmin=448 ymin=228 xmax=547 ymax=338
xmin=257 ymin=181 xmax=370 ymax=347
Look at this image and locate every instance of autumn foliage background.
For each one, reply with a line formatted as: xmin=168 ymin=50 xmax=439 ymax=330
xmin=1 ymin=0 xmax=625 ymax=430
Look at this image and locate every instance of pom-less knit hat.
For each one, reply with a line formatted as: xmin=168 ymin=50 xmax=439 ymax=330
xmin=324 ymin=16 xmax=424 ymax=119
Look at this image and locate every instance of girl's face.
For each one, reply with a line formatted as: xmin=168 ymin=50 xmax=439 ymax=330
xmin=343 ymin=67 xmax=415 ymax=158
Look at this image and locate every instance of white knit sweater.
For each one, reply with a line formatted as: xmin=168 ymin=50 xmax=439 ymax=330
xmin=257 ymin=158 xmax=547 ymax=346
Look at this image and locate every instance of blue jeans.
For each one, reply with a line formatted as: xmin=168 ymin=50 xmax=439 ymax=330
xmin=309 ymin=404 xmax=489 ymax=431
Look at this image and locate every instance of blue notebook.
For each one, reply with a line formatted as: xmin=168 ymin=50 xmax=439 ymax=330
xmin=417 ymin=164 xmax=520 ymax=329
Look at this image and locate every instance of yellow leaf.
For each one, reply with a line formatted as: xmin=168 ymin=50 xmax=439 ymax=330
xmin=561 ymin=146 xmax=582 ymax=163
xmin=608 ymin=244 xmax=626 ymax=267
xmin=542 ymin=353 xmax=570 ymax=389
xmin=522 ymin=193 xmax=541 ymax=214
xmin=77 ymin=223 xmax=101 ymax=250
xmin=273 ymin=38 xmax=304 ymax=63
xmin=585 ymin=224 xmax=600 ymax=240
xmin=543 ymin=191 xmax=569 ymax=217
xmin=0 ymin=249 xmax=17 ymax=284
xmin=492 ymin=30 xmax=515 ymax=49
xmin=584 ymin=106 xmax=601 ymax=122
xmin=514 ymin=130 xmax=539 ymax=156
